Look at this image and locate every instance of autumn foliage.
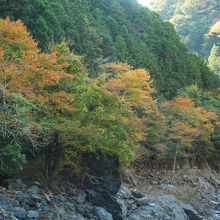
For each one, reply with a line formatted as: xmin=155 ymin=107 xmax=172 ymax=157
xmin=0 ymin=18 xmax=220 ymax=176
xmin=103 ymin=63 xmax=155 ymax=110
xmin=0 ymin=18 xmax=73 ymax=113
xmin=163 ymin=97 xmax=218 ymax=167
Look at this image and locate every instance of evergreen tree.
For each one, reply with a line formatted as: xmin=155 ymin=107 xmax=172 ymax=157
xmin=1 ymin=0 xmax=219 ymax=98
xmin=208 ymin=44 xmax=220 ymax=75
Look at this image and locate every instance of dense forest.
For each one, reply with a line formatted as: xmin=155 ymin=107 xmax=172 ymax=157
xmin=150 ymin=0 xmax=220 ymax=75
xmin=0 ymin=0 xmax=220 ymax=181
xmin=0 ymin=0 xmax=219 ymax=99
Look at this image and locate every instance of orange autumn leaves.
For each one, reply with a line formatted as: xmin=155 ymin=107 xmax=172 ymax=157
xmin=163 ymin=97 xmax=218 ymax=157
xmin=0 ymin=17 xmax=73 ymax=113
xmin=98 ymin=62 xmax=219 ymax=158
xmin=167 ymin=97 xmax=217 ymax=136
xmin=0 ymin=18 xmax=38 ymax=53
xmin=104 ymin=63 xmax=155 ymax=111
xmin=0 ymin=17 xmax=219 ymax=164
xmin=101 ymin=63 xmax=158 ymax=144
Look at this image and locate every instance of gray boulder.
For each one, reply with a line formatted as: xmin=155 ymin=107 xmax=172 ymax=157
xmin=93 ymin=206 xmax=113 ymax=220
xmin=146 ymin=194 xmax=200 ymax=220
xmin=26 ymin=210 xmax=40 ymax=218
xmin=13 ymin=207 xmax=26 ymax=219
xmin=127 ymin=204 xmax=170 ymax=220
xmin=0 ymin=194 xmax=14 ymax=210
xmin=118 ymin=187 xmax=203 ymax=220
xmin=17 ymin=192 xmax=42 ymax=207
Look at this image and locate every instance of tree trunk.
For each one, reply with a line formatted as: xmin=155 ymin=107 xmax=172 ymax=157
xmin=45 ymin=132 xmax=60 ymax=181
xmin=172 ymin=146 xmax=178 ymax=174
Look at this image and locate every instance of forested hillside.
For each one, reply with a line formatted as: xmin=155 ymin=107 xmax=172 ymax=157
xmin=1 ymin=1 xmax=220 ymax=219
xmin=0 ymin=17 xmax=219 ymax=179
xmin=150 ymin=0 xmax=220 ymax=75
xmin=0 ymin=0 xmax=219 ymax=98
xmin=0 ymin=0 xmax=220 ymax=184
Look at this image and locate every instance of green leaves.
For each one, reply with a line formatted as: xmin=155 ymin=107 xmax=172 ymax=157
xmin=61 ymin=81 xmax=137 ymax=164
xmin=0 ymin=144 xmax=26 ymax=176
xmin=1 ymin=0 xmax=218 ymax=98
xmin=208 ymin=44 xmax=220 ymax=75
xmin=1 ymin=5 xmax=220 ymax=178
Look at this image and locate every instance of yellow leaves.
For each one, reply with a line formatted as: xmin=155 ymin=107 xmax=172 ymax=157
xmin=197 ymin=107 xmax=218 ymax=122
xmin=164 ymin=96 xmax=220 ymax=153
xmin=167 ymin=97 xmax=218 ymax=123
xmin=169 ymin=121 xmax=199 ymax=139
xmin=101 ymin=63 xmax=161 ymax=155
xmin=103 ymin=63 xmax=156 ymax=111
xmin=101 ymin=62 xmax=132 ymax=74
xmin=121 ymin=115 xmax=144 ymax=140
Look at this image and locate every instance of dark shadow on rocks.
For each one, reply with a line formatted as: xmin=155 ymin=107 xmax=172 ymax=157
xmin=81 ymin=153 xmax=121 ymax=194
xmin=184 ymin=208 xmax=203 ymax=220
xmin=82 ymin=153 xmax=123 ymax=220
xmin=62 ymin=152 xmax=123 ymax=220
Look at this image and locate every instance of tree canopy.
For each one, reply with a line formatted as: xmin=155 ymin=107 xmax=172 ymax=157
xmin=0 ymin=3 xmax=220 ymax=177
xmin=1 ymin=0 xmax=219 ymax=98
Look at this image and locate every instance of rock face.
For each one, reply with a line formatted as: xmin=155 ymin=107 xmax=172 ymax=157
xmin=13 ymin=207 xmax=26 ymax=219
xmin=0 ymin=179 xmax=211 ymax=220
xmin=1 ymin=154 xmax=220 ymax=219
xmin=92 ymin=207 xmax=113 ymax=220
xmin=83 ymin=153 xmax=122 ymax=218
xmin=82 ymin=153 xmax=121 ymax=195
xmin=64 ymin=153 xmax=123 ymax=220
xmin=0 ymin=179 xmax=114 ymax=220
xmin=117 ymin=186 xmax=203 ymax=220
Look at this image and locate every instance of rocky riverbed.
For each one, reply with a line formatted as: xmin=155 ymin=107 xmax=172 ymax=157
xmin=0 ymin=177 xmax=220 ymax=220
xmin=1 ymin=155 xmax=220 ymax=220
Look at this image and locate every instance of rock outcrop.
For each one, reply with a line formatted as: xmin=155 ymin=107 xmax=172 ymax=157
xmin=0 ymin=179 xmax=212 ymax=220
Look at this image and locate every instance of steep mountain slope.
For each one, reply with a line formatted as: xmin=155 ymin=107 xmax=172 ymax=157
xmin=1 ymin=6 xmax=220 ymax=220
xmin=0 ymin=0 xmax=219 ymax=98
xmin=151 ymin=0 xmax=220 ymax=53
xmin=150 ymin=0 xmax=220 ymax=59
